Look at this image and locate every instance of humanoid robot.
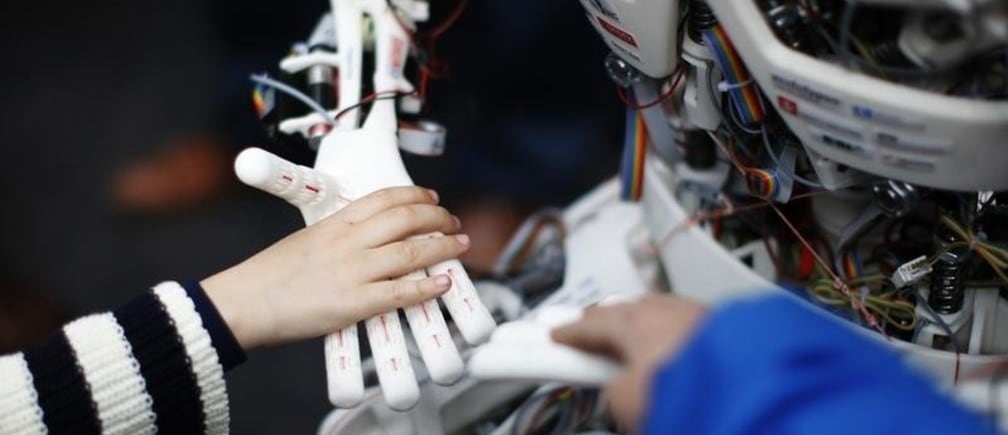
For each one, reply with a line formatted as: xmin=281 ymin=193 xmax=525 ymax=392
xmin=239 ymin=0 xmax=1008 ymax=433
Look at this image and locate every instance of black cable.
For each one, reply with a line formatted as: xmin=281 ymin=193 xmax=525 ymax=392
xmin=333 ymin=92 xmax=412 ymax=121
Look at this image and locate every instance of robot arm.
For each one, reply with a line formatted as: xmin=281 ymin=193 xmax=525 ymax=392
xmin=236 ymin=0 xmax=495 ymax=411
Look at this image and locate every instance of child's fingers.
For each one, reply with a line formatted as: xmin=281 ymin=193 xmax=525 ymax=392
xmin=348 ymin=204 xmax=461 ymax=248
xmin=355 ymin=235 xmax=470 ymax=281
xmin=550 ymin=305 xmax=631 ymax=361
xmin=353 ymin=275 xmax=453 ymax=318
xmin=331 ymin=186 xmax=439 ymax=226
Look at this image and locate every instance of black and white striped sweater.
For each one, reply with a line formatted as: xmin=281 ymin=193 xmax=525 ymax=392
xmin=0 ymin=281 xmax=246 ymax=434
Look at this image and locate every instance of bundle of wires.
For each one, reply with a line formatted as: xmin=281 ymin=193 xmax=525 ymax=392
xmin=619 ymin=105 xmax=647 ymax=202
xmin=808 ymin=275 xmax=918 ymax=331
xmin=939 ymin=215 xmax=1008 ymax=285
xmin=702 ymin=25 xmax=765 ymax=125
xmin=510 ymin=387 xmax=601 ymax=435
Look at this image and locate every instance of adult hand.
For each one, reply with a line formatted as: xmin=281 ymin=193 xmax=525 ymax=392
xmin=201 ymin=186 xmax=470 ymax=350
xmin=550 ymin=294 xmax=707 ymax=431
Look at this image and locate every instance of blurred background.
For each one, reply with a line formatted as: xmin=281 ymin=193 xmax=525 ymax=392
xmin=0 ymin=0 xmax=621 ymax=432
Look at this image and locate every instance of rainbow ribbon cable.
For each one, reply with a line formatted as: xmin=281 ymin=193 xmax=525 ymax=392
xmin=619 ymin=105 xmax=647 ymax=201
xmin=703 ymin=25 xmax=765 ymax=125
xmin=744 ymin=168 xmax=779 ymax=201
xmin=252 ymin=83 xmax=274 ymax=119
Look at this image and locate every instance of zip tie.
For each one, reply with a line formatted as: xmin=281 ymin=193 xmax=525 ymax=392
xmin=717 ymin=79 xmax=753 ymax=92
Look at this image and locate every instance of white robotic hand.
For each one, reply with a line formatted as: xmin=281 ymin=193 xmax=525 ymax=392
xmin=468 ymin=305 xmax=621 ymax=386
xmin=236 ymin=0 xmax=498 ymax=412
xmin=234 ymin=144 xmax=496 ymax=411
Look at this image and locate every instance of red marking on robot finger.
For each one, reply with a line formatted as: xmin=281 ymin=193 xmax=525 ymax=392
xmin=281 ymin=175 xmax=294 ymax=182
xmin=381 ymin=315 xmax=391 ymax=342
xmin=306 ymin=185 xmax=321 ymax=193
xmin=421 ymin=304 xmax=432 ymax=324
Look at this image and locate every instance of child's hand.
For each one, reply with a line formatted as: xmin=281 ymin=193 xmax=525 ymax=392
xmin=201 ymin=186 xmax=470 ymax=350
xmin=550 ymin=294 xmax=707 ymax=430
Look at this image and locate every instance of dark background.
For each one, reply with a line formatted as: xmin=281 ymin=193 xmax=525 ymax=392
xmin=0 ymin=0 xmax=621 ymax=432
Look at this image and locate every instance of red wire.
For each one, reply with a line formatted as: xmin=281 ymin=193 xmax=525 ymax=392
xmin=421 ymin=0 xmax=468 ymax=39
xmin=385 ymin=0 xmax=467 ymax=98
xmin=615 ymin=67 xmax=686 ymax=110
xmin=416 ymin=0 xmax=469 ymax=96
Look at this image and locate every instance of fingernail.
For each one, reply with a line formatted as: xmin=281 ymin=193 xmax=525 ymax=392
xmin=455 ymin=234 xmax=471 ymax=245
xmin=427 ymin=189 xmax=439 ymax=203
xmin=452 ymin=215 xmax=462 ymax=229
xmin=435 ymin=275 xmax=452 ymax=289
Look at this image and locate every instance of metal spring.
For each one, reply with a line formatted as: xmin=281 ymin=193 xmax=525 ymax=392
xmin=688 ymin=0 xmax=718 ymax=43
xmin=928 ymin=259 xmax=967 ymax=314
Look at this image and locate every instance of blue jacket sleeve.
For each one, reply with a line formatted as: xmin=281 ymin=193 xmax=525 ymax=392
xmin=642 ymin=295 xmax=993 ymax=435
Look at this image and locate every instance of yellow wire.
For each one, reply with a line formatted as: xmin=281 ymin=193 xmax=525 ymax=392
xmin=807 ymin=278 xmax=917 ymax=331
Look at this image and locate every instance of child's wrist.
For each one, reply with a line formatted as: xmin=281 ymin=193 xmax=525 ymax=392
xmin=201 ymin=265 xmax=265 ymax=350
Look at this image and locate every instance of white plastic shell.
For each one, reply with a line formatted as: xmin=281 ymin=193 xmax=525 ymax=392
xmin=577 ymin=0 xmax=680 ymax=78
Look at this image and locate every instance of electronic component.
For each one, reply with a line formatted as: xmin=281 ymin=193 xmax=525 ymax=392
xmin=890 ymin=255 xmax=932 ymax=288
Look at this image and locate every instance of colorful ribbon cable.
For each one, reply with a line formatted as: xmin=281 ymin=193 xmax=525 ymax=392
xmin=252 ymin=83 xmax=274 ymax=119
xmin=619 ymin=105 xmax=648 ymax=202
xmin=702 ymin=25 xmax=764 ymax=125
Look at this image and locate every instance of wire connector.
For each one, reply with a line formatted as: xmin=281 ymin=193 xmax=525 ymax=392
xmin=891 ymin=255 xmax=932 ymax=288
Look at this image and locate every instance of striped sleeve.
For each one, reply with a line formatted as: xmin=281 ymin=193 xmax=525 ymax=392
xmin=0 ymin=354 xmax=46 ymax=434
xmin=0 ymin=281 xmax=246 ymax=434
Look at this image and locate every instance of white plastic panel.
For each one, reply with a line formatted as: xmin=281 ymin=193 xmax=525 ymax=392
xmin=707 ymin=1 xmax=1008 ymax=191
